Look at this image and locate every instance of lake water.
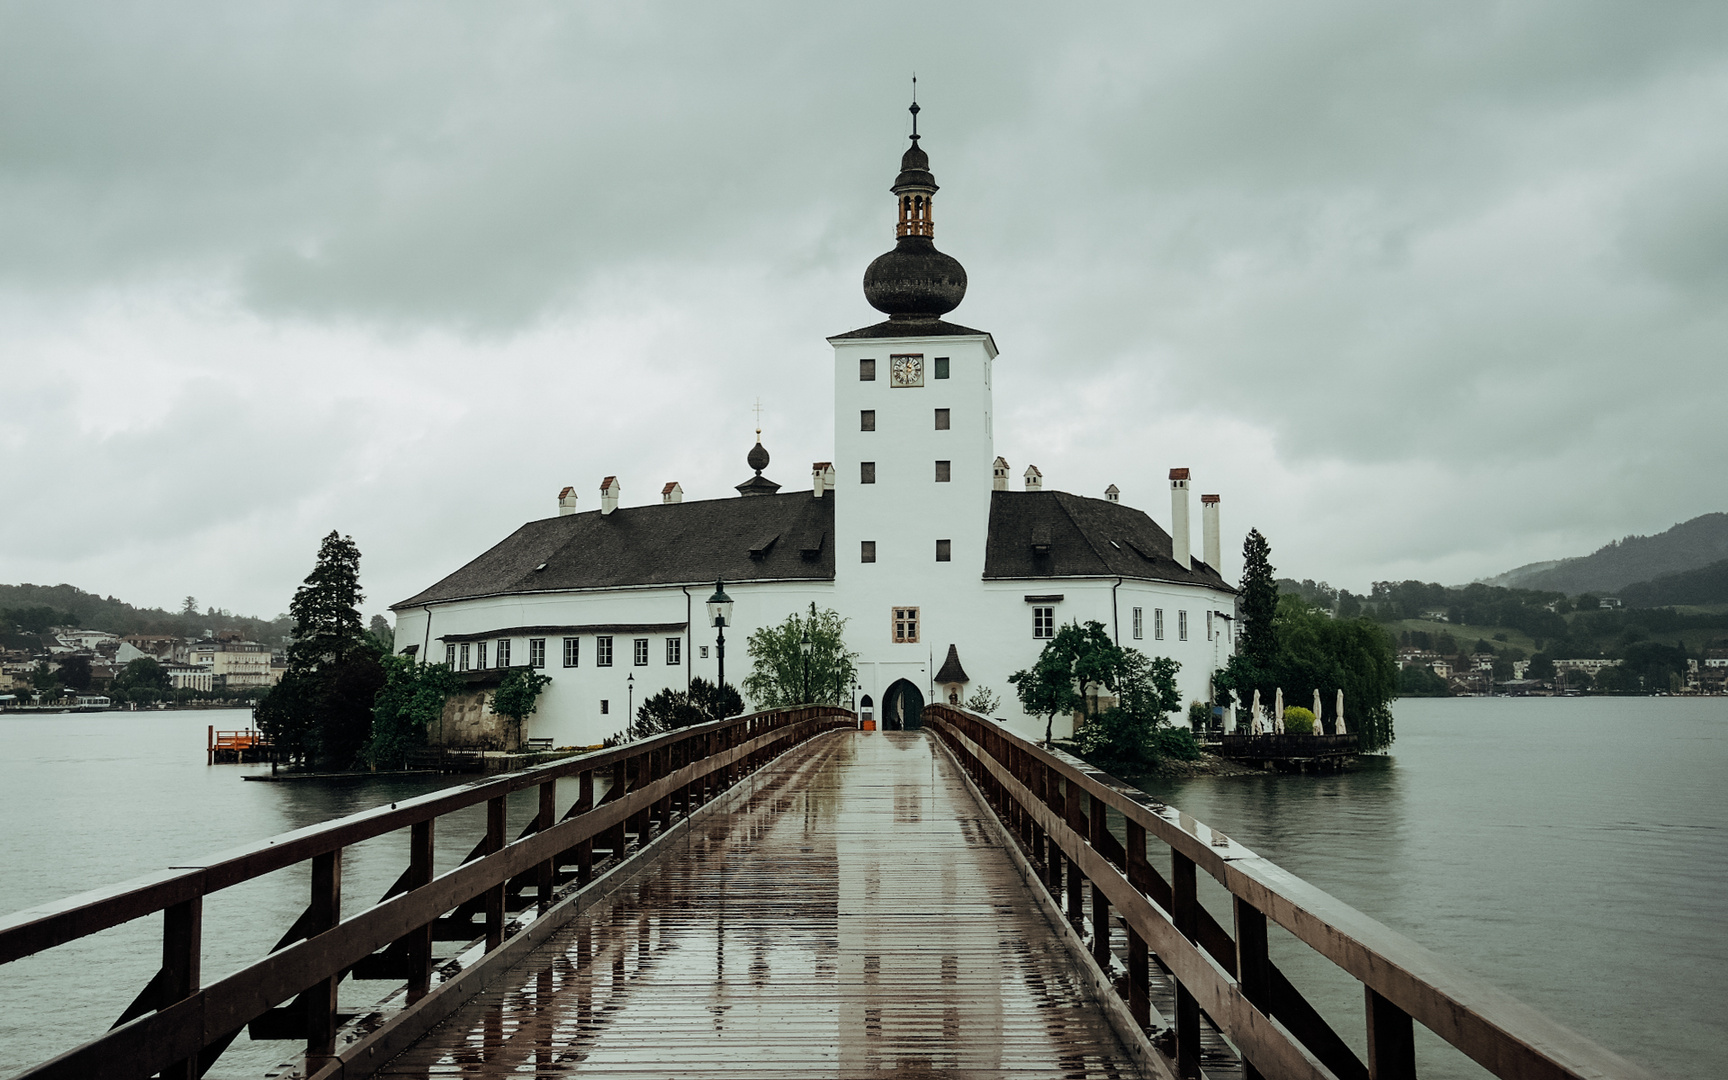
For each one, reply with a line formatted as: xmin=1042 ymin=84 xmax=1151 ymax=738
xmin=1 ymin=700 xmax=1721 ymax=1078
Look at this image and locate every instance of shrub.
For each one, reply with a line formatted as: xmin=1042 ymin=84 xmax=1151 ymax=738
xmin=1282 ymin=705 xmax=1316 ymax=733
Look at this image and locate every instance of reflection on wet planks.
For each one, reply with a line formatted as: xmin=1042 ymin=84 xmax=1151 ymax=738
xmin=378 ymin=731 xmax=1141 ymax=1078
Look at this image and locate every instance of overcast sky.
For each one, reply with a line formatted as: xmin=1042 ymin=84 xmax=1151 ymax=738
xmin=3 ymin=2 xmax=1724 ymax=622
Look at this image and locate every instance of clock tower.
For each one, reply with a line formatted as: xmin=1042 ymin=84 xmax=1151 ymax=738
xmin=828 ymin=99 xmax=997 ymax=690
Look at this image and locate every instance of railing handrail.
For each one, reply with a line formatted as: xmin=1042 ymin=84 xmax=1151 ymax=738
xmin=0 ymin=706 xmax=842 ymax=966
xmin=924 ymin=704 xmax=1653 ymax=1080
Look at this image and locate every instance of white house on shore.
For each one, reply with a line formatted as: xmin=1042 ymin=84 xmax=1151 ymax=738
xmin=390 ymin=106 xmax=1240 ymax=748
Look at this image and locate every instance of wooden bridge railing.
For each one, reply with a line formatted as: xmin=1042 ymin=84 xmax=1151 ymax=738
xmin=924 ymin=704 xmax=1653 ymax=1080
xmin=0 ymin=705 xmax=851 ymax=1080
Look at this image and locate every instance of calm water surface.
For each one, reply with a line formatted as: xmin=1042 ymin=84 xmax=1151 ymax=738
xmin=1 ymin=700 xmax=1722 ymax=1078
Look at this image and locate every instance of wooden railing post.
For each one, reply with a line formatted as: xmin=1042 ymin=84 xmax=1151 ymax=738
xmin=1235 ymin=895 xmax=1271 ymax=1080
xmin=161 ymin=897 xmax=201 ymax=1080
xmin=407 ymin=820 xmax=434 ymax=1000
xmin=307 ymin=849 xmax=341 ymax=1062
xmin=485 ymin=795 xmax=506 ymax=951
xmin=1171 ymin=849 xmax=1201 ymax=1079
xmin=1043 ymin=762 xmax=1064 ymax=892
xmin=576 ymin=768 xmax=596 ymax=886
xmin=1125 ymin=820 xmax=1151 ymax=1031
xmin=536 ymin=779 xmax=557 ymax=909
xmin=1088 ymin=792 xmax=1111 ymax=970
xmin=1367 ymin=987 xmax=1417 ymax=1080
xmin=1064 ymin=779 xmax=1086 ymax=927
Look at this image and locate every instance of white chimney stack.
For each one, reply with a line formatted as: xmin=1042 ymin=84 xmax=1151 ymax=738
xmin=600 ymin=476 xmax=620 ymax=515
xmin=993 ymin=456 xmax=1009 ymax=492
xmin=1169 ymin=468 xmax=1191 ymax=568
xmin=1201 ymin=494 xmax=1221 ymax=571
xmin=812 ymin=462 xmax=835 ymax=498
xmin=1024 ymin=465 xmax=1042 ymax=491
xmin=1105 ymin=484 xmax=1120 ymax=504
xmin=662 ymin=481 xmax=683 ymax=505
xmin=557 ymin=486 xmax=578 ymax=516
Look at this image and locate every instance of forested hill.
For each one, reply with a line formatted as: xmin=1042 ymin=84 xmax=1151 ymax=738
xmin=1485 ymin=513 xmax=1728 ymax=595
xmin=0 ymin=583 xmax=289 ymax=646
xmin=1618 ymin=559 xmax=1728 ymax=608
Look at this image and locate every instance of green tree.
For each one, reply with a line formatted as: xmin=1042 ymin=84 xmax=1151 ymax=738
xmin=366 ymin=656 xmax=459 ymax=768
xmin=1399 ymin=665 xmax=1450 ymax=697
xmin=963 ymin=685 xmax=1001 ymax=716
xmin=491 ymin=667 xmax=554 ymax=746
xmin=1008 ymin=620 xmax=1121 ymax=745
xmin=1070 ymin=648 xmax=1187 ymax=767
xmin=743 ymin=604 xmax=858 ymax=709
xmin=1239 ymin=529 xmax=1279 ymax=669
xmin=58 ymin=655 xmax=93 ymax=693
xmin=255 ymin=531 xmax=383 ymax=768
xmin=632 ymin=677 xmax=743 ymax=739
xmin=367 ymin=614 xmax=395 ymax=653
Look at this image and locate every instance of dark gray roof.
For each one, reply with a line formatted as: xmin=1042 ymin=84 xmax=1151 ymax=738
xmin=394 ymin=493 xmax=835 ymax=610
xmin=983 ymin=491 xmax=1235 ymax=591
xmin=827 ymin=317 xmax=991 ymax=341
xmin=934 ymin=644 xmax=969 ymax=684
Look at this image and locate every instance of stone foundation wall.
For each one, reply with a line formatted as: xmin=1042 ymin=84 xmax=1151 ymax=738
xmin=431 ymin=689 xmax=515 ymax=749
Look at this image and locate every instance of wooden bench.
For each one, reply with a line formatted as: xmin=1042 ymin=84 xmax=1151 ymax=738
xmin=525 ymin=737 xmax=554 ymax=752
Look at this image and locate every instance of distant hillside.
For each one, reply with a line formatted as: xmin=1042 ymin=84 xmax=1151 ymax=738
xmin=1619 ymin=558 xmax=1728 ymax=608
xmin=0 ymin=583 xmax=289 ymax=645
xmin=1486 ymin=513 xmax=1728 ymax=595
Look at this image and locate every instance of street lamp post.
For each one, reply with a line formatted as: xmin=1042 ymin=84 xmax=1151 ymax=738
xmin=706 ymin=580 xmax=734 ymax=690
xmin=627 ymin=672 xmax=634 ymax=726
xmin=800 ymin=626 xmax=812 ymax=705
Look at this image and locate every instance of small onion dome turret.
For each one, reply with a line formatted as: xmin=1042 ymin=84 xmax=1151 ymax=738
xmin=862 ymin=100 xmax=968 ymax=320
xmin=736 ymin=435 xmax=781 ymax=496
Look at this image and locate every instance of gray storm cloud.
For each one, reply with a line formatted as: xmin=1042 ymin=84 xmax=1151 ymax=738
xmin=0 ymin=1 xmax=1723 ymax=616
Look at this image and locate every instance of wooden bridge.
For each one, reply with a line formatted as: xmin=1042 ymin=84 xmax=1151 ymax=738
xmin=0 ymin=705 xmax=1653 ymax=1080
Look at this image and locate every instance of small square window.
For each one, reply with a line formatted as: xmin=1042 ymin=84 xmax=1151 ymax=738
xmin=861 ymin=540 xmax=877 ymax=563
xmin=861 ymin=461 xmax=876 ymax=484
xmin=1179 ymin=611 xmax=1189 ymax=641
xmin=936 ymin=539 xmax=951 ymax=562
xmin=633 ymin=638 xmax=649 ymax=666
xmin=934 ymin=356 xmax=950 ymax=379
xmin=1132 ymin=608 xmax=1143 ymax=640
xmin=563 ymin=637 xmax=579 ymax=667
xmin=860 ymin=409 xmax=876 ymax=431
xmin=459 ymin=643 xmax=471 ymax=671
xmin=596 ymin=636 xmax=613 ymax=667
xmin=496 ymin=639 xmax=511 ymax=667
xmin=860 ymin=358 xmax=876 ymax=381
xmin=1154 ymin=609 xmax=1165 ymax=641
xmin=892 ymin=607 xmax=920 ymax=644
xmin=600 ymin=699 xmax=609 ymax=715
xmin=529 ymin=639 xmax=546 ymax=668
xmin=445 ymin=643 xmax=456 ymax=666
xmin=934 ymin=408 xmax=950 ymax=430
xmin=1033 ymin=607 xmax=1054 ymax=639
xmin=666 ymin=637 xmax=681 ymax=665
xmin=935 ymin=460 xmax=951 ymax=482
xmin=700 ymin=645 xmax=710 ymax=659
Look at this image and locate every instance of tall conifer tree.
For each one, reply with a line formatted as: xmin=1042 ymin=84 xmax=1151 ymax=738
xmin=1238 ymin=528 xmax=1279 ymax=669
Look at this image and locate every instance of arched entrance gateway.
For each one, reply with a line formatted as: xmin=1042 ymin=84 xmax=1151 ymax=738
xmin=880 ymin=680 xmax=924 ymax=731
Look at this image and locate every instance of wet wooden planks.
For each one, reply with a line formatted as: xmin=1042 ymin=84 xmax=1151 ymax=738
xmin=375 ymin=730 xmax=1142 ymax=1078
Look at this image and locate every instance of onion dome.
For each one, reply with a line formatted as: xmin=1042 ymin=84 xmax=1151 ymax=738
xmin=862 ymin=99 xmax=968 ymax=320
xmin=736 ymin=433 xmax=781 ymax=497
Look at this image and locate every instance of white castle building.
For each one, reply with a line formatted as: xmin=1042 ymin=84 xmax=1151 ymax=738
xmin=390 ymin=106 xmax=1239 ymax=747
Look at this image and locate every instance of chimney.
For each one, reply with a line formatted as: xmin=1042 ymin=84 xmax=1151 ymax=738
xmin=662 ymin=481 xmax=683 ymax=505
xmin=1105 ymin=484 xmax=1120 ymax=504
xmin=600 ymin=476 xmax=620 ymax=515
xmin=1024 ymin=465 xmax=1042 ymax=491
xmin=1169 ymin=468 xmax=1191 ymax=568
xmin=812 ymin=462 xmax=835 ymax=498
xmin=557 ymin=486 xmax=578 ymax=516
xmin=1201 ymin=494 xmax=1221 ymax=571
xmin=993 ymin=456 xmax=1009 ymax=491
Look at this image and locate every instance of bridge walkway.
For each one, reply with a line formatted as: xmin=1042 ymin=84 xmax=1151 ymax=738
xmin=373 ymin=730 xmax=1143 ymax=1078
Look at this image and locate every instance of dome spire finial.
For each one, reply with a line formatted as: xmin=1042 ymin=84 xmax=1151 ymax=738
xmin=909 ymin=74 xmax=920 ymax=142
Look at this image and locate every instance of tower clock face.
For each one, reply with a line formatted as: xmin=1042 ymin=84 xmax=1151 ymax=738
xmin=889 ymin=354 xmax=924 ymax=387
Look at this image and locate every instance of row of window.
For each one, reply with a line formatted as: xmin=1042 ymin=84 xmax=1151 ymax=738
xmin=859 ymin=409 xmax=950 ymax=431
xmin=859 ymin=540 xmax=952 ymax=563
xmin=444 ymin=635 xmax=683 ymax=672
xmin=860 ymin=357 xmax=950 ymax=381
xmin=859 ymin=460 xmax=951 ymax=484
xmin=1126 ymin=606 xmax=1186 ymax=641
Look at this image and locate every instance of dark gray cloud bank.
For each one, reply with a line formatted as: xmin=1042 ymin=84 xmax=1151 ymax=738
xmin=2 ymin=2 xmax=1724 ymax=618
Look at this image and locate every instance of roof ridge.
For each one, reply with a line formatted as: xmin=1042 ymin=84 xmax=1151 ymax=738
xmin=1053 ymin=491 xmax=1114 ymax=573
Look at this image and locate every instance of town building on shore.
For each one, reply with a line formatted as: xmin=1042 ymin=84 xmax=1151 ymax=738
xmin=390 ymin=106 xmax=1241 ymax=749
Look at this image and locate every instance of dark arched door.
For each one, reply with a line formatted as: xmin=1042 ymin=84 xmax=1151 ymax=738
xmin=882 ymin=680 xmax=924 ymax=731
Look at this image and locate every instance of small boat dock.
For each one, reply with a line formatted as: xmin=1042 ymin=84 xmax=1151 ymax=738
xmin=1215 ymin=732 xmax=1359 ymax=772
xmin=206 ymin=726 xmax=272 ymax=764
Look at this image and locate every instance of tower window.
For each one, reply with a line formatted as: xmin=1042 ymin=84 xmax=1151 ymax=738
xmin=934 ymin=357 xmax=950 ymax=379
xmin=1033 ymin=607 xmax=1054 ymax=640
xmin=936 ymin=539 xmax=951 ymax=562
xmin=861 ymin=410 xmax=876 ymax=431
xmin=861 ymin=462 xmax=876 ymax=484
xmin=861 ymin=540 xmax=877 ymax=563
xmin=935 ymin=460 xmax=951 ymax=482
xmin=563 ymin=637 xmax=579 ymax=667
xmin=860 ymin=359 xmax=876 ymax=381
xmin=892 ymin=607 xmax=920 ymax=644
xmin=934 ymin=408 xmax=950 ymax=430
xmin=596 ymin=636 xmax=613 ymax=667
xmin=600 ymin=699 xmax=609 ymax=715
xmin=1132 ymin=607 xmax=1143 ymax=640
